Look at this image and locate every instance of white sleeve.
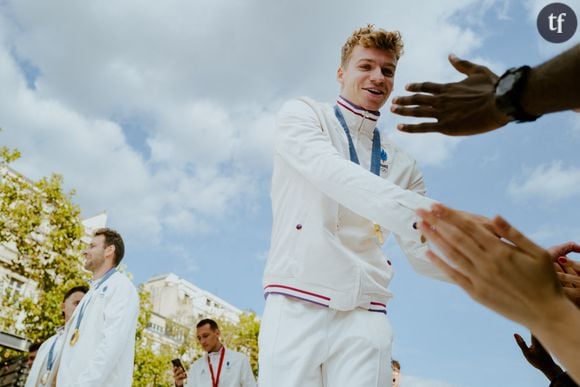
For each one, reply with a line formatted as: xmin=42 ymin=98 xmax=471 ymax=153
xmin=394 ymin=160 xmax=450 ymax=282
xmin=240 ymin=354 xmax=257 ymax=387
xmin=275 ymin=98 xmax=436 ymax=243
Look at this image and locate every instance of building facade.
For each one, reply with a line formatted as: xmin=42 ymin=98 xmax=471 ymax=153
xmin=143 ymin=273 xmax=242 ymax=349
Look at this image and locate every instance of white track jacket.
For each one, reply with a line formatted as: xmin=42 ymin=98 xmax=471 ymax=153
xmin=263 ymin=96 xmax=449 ymax=312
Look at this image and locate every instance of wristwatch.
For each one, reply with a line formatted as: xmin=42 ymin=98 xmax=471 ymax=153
xmin=494 ymin=66 xmax=541 ymax=123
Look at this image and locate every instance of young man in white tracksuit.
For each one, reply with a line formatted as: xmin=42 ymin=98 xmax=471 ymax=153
xmin=259 ymin=25 xmax=450 ymax=387
xmin=57 ymin=228 xmax=139 ymax=387
xmin=173 ymin=319 xmax=256 ymax=387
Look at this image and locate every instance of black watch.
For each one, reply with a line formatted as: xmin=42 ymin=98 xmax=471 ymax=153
xmin=494 ymin=66 xmax=541 ymax=123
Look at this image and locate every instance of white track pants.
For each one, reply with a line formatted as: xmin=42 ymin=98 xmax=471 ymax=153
xmin=258 ymin=295 xmax=393 ymax=387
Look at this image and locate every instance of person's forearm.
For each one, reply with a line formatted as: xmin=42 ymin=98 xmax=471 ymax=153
xmin=521 ymin=44 xmax=580 ymax=116
xmin=529 ymin=295 xmax=580 ymax=384
xmin=541 ymin=362 xmax=564 ymax=381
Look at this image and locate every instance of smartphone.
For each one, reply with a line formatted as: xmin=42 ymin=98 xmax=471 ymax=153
xmin=171 ymin=358 xmax=185 ymax=371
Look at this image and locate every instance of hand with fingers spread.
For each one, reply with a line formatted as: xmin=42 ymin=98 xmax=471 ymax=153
xmin=416 ymin=203 xmax=580 ymax=383
xmin=391 ymin=44 xmax=580 ymax=136
xmin=391 ymin=54 xmax=509 ymax=135
xmin=415 ymin=204 xmax=561 ymax=325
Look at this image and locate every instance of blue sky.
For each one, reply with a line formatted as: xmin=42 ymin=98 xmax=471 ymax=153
xmin=1 ymin=0 xmax=579 ymax=386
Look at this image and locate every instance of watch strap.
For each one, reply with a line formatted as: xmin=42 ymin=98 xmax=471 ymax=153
xmin=494 ymin=66 xmax=541 ymax=123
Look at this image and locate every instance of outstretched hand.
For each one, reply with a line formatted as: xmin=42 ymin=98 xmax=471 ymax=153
xmin=415 ymin=204 xmax=563 ymax=328
xmin=514 ymin=333 xmax=562 ymax=380
xmin=391 ymin=54 xmax=510 ymax=136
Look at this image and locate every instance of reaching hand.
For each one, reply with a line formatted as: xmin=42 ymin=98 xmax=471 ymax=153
xmin=391 ymin=54 xmax=510 ymax=136
xmin=514 ymin=333 xmax=562 ymax=380
xmin=415 ymin=203 xmax=563 ymax=328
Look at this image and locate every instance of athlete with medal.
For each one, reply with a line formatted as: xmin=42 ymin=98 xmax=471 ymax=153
xmin=259 ymin=25 xmax=454 ymax=387
xmin=173 ymin=319 xmax=256 ymax=387
xmin=56 ymin=228 xmax=139 ymax=387
xmin=25 ymin=285 xmax=87 ymax=387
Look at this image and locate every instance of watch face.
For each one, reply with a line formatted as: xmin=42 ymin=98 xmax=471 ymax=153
xmin=496 ymin=73 xmax=518 ymax=96
xmin=494 ymin=66 xmax=539 ymax=122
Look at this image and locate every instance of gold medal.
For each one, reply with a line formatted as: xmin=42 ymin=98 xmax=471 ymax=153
xmin=40 ymin=371 xmax=49 ymax=385
xmin=70 ymin=329 xmax=80 ymax=346
xmin=373 ymin=223 xmax=384 ymax=245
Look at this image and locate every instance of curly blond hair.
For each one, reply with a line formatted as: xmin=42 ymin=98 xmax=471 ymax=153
xmin=341 ymin=24 xmax=404 ymax=67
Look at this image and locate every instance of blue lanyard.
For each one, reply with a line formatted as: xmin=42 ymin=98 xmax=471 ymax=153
xmin=46 ymin=331 xmax=61 ymax=372
xmin=334 ymin=105 xmax=383 ymax=176
xmin=73 ymin=268 xmax=116 ymax=331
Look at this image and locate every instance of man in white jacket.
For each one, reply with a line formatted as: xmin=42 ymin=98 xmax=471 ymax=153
xmin=259 ymin=24 xmax=449 ymax=387
xmin=57 ymin=228 xmax=139 ymax=387
xmin=25 ymin=285 xmax=87 ymax=387
xmin=173 ymin=319 xmax=256 ymax=387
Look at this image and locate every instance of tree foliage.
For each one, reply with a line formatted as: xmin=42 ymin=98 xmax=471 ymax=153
xmin=0 ymin=139 xmax=261 ymax=382
xmin=133 ymin=287 xmax=174 ymax=386
xmin=220 ymin=313 xmax=260 ymax=377
xmin=0 ymin=142 xmax=88 ymax=348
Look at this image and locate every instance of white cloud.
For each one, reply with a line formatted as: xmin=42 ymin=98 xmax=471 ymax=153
xmin=509 ymin=161 xmax=580 ymax=201
xmin=386 ymin=130 xmax=462 ymax=166
xmin=0 ymin=0 xmax=509 ymax=245
xmin=169 ymin=245 xmax=200 ymax=274
xmin=148 ymin=101 xmax=239 ymax=167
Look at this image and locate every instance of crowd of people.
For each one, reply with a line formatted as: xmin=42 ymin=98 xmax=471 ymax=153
xmin=19 ymin=25 xmax=579 ymax=387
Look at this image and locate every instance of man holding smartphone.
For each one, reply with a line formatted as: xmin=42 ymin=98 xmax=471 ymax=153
xmin=173 ymin=318 xmax=256 ymax=387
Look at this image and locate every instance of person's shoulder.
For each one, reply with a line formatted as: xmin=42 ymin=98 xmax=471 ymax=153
xmin=37 ymin=333 xmax=57 ymax=352
xmin=110 ymin=271 xmax=138 ymax=295
xmin=279 ymin=96 xmax=331 ymax=116
xmin=190 ymin=354 xmax=207 ymax=368
xmin=226 ymin=348 xmax=250 ymax=361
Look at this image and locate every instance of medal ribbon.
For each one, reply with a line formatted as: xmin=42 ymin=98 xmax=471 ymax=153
xmin=207 ymin=346 xmax=226 ymax=387
xmin=335 ymin=105 xmax=386 ymax=244
xmin=72 ymin=268 xmax=117 ymax=334
xmin=41 ymin=330 xmax=61 ymax=383
xmin=334 ymin=105 xmax=382 ymax=175
xmin=46 ymin=333 xmax=60 ymax=371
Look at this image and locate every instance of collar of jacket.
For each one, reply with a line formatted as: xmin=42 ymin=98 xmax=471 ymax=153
xmin=336 ymin=96 xmax=380 ymax=138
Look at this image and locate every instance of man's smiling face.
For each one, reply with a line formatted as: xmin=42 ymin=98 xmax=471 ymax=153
xmin=337 ymin=45 xmax=397 ymax=111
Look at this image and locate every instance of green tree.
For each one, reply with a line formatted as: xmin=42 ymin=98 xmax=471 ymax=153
xmin=216 ymin=312 xmax=261 ymax=377
xmin=0 ymin=138 xmax=185 ymax=386
xmin=0 ymin=140 xmax=87 ymax=354
xmin=133 ymin=287 xmax=175 ymax=387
